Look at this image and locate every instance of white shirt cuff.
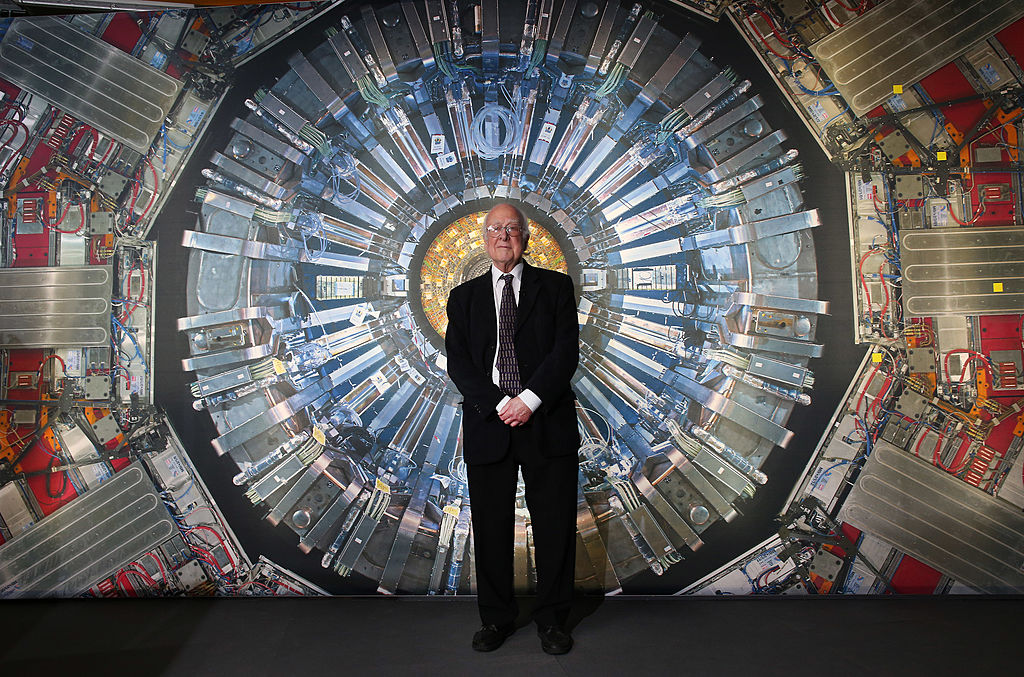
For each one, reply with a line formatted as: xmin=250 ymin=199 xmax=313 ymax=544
xmin=495 ymin=390 xmax=542 ymax=414
xmin=518 ymin=389 xmax=542 ymax=413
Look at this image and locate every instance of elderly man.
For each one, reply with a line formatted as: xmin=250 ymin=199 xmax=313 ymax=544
xmin=445 ymin=203 xmax=580 ymax=655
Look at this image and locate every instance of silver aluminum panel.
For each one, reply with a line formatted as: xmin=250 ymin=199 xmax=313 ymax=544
xmin=377 ymin=402 xmax=456 ymax=593
xmin=0 ymin=17 xmax=181 ymax=153
xmin=547 ymin=0 xmax=576 ymax=58
xmin=0 ymin=266 xmax=111 ymax=348
xmin=578 ymin=492 xmax=621 ymax=591
xmin=0 ymin=463 xmax=176 ymax=598
xmin=840 ymin=441 xmax=1024 ymax=593
xmin=480 ymin=0 xmax=500 ymax=70
xmin=211 ymin=375 xmax=337 ymax=455
xmin=666 ymin=372 xmax=793 ymax=448
xmin=901 ymin=226 xmax=1024 ymax=317
xmin=809 ymin=0 xmax=1024 ymax=116
xmin=361 ymin=6 xmax=397 ymax=80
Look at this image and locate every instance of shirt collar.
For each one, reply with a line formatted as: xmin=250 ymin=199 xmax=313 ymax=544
xmin=491 ymin=261 xmax=524 ymax=287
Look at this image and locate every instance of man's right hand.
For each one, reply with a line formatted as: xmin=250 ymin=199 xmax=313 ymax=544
xmin=499 ymin=396 xmax=533 ymax=427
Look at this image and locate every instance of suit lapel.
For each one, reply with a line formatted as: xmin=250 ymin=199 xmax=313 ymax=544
xmin=516 ymin=261 xmax=540 ymax=332
xmin=476 ymin=271 xmax=497 ymax=347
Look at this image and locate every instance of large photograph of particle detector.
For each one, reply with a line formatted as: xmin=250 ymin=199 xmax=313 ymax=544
xmin=1 ymin=0 xmax=1023 ymax=598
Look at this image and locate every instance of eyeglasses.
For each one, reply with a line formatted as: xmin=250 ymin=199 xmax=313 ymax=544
xmin=485 ymin=224 xmax=524 ymax=238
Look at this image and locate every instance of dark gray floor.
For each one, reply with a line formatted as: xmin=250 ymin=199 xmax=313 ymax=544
xmin=1 ymin=596 xmax=1020 ymax=676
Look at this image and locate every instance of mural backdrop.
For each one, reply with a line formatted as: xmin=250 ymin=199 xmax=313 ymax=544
xmin=0 ymin=0 xmax=1022 ymax=597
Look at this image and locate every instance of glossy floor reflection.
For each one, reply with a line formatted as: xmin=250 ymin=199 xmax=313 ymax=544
xmin=1 ymin=596 xmax=1020 ymax=675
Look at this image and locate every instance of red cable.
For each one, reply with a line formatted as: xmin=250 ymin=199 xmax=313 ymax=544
xmin=0 ymin=119 xmax=31 ymax=175
xmin=932 ymin=433 xmax=969 ymax=474
xmin=833 ymin=0 xmax=867 ymax=12
xmin=189 ymin=543 xmax=229 ymax=577
xmin=48 ymin=204 xmax=87 ymax=234
xmin=146 ymin=552 xmax=167 ymax=582
xmin=187 ymin=525 xmax=237 ymax=570
xmin=877 ymin=261 xmax=891 ymax=338
xmin=822 ymin=3 xmax=844 ymax=27
xmin=238 ymin=580 xmax=277 ymax=595
xmin=858 ymin=248 xmax=878 ymax=323
xmin=94 ymin=138 xmax=116 ymax=169
xmin=121 ymin=263 xmax=146 ymax=322
xmin=943 ymin=349 xmax=993 ymax=384
xmin=868 ymin=374 xmax=892 ymax=421
xmin=913 ymin=432 xmax=927 ymax=458
xmin=748 ymin=5 xmax=796 ymax=47
xmin=135 ymin=158 xmax=160 ymax=223
xmin=854 ymin=362 xmax=881 ymax=417
xmin=37 ymin=354 xmax=67 ymax=380
xmin=943 ymin=196 xmax=984 ymax=225
xmin=742 ymin=12 xmax=798 ymax=60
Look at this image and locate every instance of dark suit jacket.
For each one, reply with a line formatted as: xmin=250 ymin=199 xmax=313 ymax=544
xmin=445 ymin=261 xmax=580 ymax=465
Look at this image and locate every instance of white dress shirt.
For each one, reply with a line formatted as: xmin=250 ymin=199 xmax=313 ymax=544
xmin=490 ymin=262 xmax=541 ymax=414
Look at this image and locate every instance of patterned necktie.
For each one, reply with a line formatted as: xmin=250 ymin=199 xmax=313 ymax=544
xmin=497 ymin=273 xmax=521 ymax=397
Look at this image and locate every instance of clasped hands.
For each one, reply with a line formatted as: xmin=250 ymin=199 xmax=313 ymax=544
xmin=499 ymin=396 xmax=532 ymax=427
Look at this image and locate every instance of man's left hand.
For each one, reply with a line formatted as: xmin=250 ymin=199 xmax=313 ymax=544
xmin=499 ymin=396 xmax=533 ymax=427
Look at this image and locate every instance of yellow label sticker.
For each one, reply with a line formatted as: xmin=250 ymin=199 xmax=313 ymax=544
xmin=872 ymin=353 xmax=883 ymax=363
xmin=312 ymin=426 xmax=326 ymax=446
xmin=272 ymin=358 xmax=286 ymax=375
xmin=936 ymin=151 xmax=947 ymax=161
xmin=443 ymin=504 xmax=460 ymax=517
xmin=892 ymin=84 xmax=903 ymax=94
xmin=993 ymin=282 xmax=1004 ymax=292
xmin=375 ymin=478 xmax=391 ymax=493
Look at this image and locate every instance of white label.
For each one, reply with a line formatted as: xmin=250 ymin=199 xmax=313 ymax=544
xmin=437 ymin=151 xmax=457 ymax=169
xmin=430 ymin=134 xmax=445 ymax=154
xmin=843 ymin=567 xmax=869 ymax=594
xmin=808 ymin=460 xmax=845 ymax=503
xmin=978 ymin=63 xmax=1001 ymax=86
xmin=370 ymin=370 xmax=389 ymax=395
xmin=855 ymin=178 xmax=874 ymax=202
xmin=930 ymin=201 xmax=951 ymax=228
xmin=539 ymin=122 xmax=556 ymax=143
xmin=165 ymin=453 xmax=187 ymax=479
xmin=807 ymin=100 xmax=828 ymax=124
xmin=350 ymin=303 xmax=368 ymax=326
xmin=887 ymin=94 xmax=907 ymax=112
xmin=63 ymin=349 xmax=83 ymax=375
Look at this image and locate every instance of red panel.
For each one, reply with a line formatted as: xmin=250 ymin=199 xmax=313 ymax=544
xmin=12 ymin=191 xmax=50 ymax=267
xmin=26 ymin=470 xmax=79 ymax=517
xmin=987 ymin=416 xmax=1022 ymax=459
xmin=995 ymin=17 xmax=1024 ymax=67
xmin=110 ymin=458 xmax=133 ymax=473
xmin=918 ymin=63 xmax=987 ymax=134
xmin=969 ymin=175 xmax=1016 ymax=226
xmin=890 ymin=555 xmax=944 ymax=594
xmin=19 ymin=120 xmax=58 ymax=179
xmin=979 ymin=314 xmax=1024 ymax=398
xmin=101 ymin=13 xmax=143 ymax=54
xmin=0 ymin=77 xmax=20 ymax=101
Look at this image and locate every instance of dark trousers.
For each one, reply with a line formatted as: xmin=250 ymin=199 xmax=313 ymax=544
xmin=467 ymin=425 xmax=579 ymax=628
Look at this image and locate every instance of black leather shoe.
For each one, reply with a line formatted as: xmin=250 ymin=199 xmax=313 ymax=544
xmin=472 ymin=624 xmax=515 ymax=652
xmin=537 ymin=625 xmax=573 ymax=655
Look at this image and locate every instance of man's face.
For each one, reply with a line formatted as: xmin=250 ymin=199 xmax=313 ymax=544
xmin=483 ymin=204 xmax=526 ymax=271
